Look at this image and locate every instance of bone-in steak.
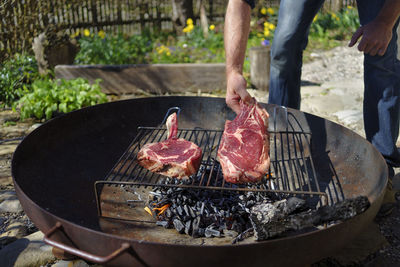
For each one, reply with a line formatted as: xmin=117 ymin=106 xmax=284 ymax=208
xmin=137 ymin=113 xmax=202 ymax=178
xmin=218 ymin=101 xmax=270 ymax=183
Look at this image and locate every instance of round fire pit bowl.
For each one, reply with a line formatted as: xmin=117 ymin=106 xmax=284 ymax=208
xmin=12 ymin=96 xmax=387 ymax=267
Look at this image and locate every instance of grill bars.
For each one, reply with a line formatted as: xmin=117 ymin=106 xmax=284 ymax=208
xmin=95 ymin=107 xmax=328 ymax=217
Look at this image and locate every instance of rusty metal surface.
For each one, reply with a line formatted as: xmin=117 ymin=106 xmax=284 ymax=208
xmin=12 ymin=96 xmax=388 ymax=266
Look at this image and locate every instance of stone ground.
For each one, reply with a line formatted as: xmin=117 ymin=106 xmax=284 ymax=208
xmin=1 ymin=44 xmax=400 ymax=266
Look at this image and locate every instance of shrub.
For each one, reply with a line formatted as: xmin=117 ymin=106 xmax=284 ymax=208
xmin=74 ymin=30 xmax=153 ymax=65
xmin=0 ymin=53 xmax=42 ymax=107
xmin=310 ymin=6 xmax=359 ymax=40
xmin=16 ymin=78 xmax=108 ymax=120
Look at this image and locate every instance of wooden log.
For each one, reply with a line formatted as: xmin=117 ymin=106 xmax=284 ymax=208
xmin=249 ymin=46 xmax=271 ymax=91
xmin=250 ymin=196 xmax=370 ymax=241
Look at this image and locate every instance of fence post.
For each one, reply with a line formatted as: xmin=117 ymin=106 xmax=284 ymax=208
xmin=249 ymin=46 xmax=271 ymax=91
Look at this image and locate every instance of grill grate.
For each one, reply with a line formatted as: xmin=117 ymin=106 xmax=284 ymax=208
xmin=95 ymin=106 xmax=328 ymax=219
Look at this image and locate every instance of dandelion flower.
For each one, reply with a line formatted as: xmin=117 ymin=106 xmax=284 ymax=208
xmin=268 ymin=23 xmax=276 ymax=30
xmin=84 ymin=29 xmax=90 ymax=37
xmin=260 ymin=7 xmax=267 ymax=15
xmin=209 ymin=24 xmax=215 ymax=31
xmin=98 ymin=30 xmax=105 ymax=39
xmin=264 ymin=29 xmax=270 ymax=37
xmin=267 ymin=8 xmax=274 ymax=15
xmin=186 ymin=18 xmax=193 ymax=25
xmin=347 ymin=5 xmax=353 ymax=9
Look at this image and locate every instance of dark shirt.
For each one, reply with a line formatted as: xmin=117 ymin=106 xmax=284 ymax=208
xmin=244 ymin=0 xmax=255 ymax=9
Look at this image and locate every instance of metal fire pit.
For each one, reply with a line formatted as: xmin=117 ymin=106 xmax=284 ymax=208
xmin=12 ymin=96 xmax=388 ymax=267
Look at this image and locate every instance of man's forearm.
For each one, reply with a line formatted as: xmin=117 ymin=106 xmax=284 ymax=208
xmin=224 ymin=0 xmax=251 ymax=75
xmin=375 ymin=0 xmax=400 ymax=29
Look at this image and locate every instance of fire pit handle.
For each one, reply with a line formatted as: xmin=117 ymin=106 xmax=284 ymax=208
xmin=44 ymin=222 xmax=130 ymax=264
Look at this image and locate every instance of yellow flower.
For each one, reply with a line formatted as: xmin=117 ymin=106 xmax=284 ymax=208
xmin=83 ymin=29 xmax=90 ymax=37
xmin=260 ymin=7 xmax=267 ymax=15
xmin=313 ymin=14 xmax=318 ymax=23
xmin=267 ymin=8 xmax=274 ymax=15
xmin=264 ymin=29 xmax=270 ymax=37
xmin=71 ymin=30 xmax=80 ymax=38
xmin=257 ymin=33 xmax=263 ymax=37
xmin=183 ymin=23 xmax=194 ymax=33
xmin=98 ymin=30 xmax=105 ymax=39
xmin=209 ymin=24 xmax=215 ymax=31
xmin=166 ymin=51 xmax=171 ymax=56
xmin=263 ymin=22 xmax=275 ymax=31
xmin=347 ymin=5 xmax=353 ymax=9
xmin=186 ymin=18 xmax=193 ymax=25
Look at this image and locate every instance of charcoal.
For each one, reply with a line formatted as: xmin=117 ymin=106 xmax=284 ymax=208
xmin=189 ymin=206 xmax=196 ymax=218
xmin=246 ymin=200 xmax=255 ymax=208
xmin=165 ymin=209 xmax=172 ymax=218
xmin=232 ymin=228 xmax=254 ymax=244
xmin=183 ymin=205 xmax=190 ymax=216
xmin=185 ymin=220 xmax=192 ymax=235
xmin=283 ymin=197 xmax=307 ymax=214
xmin=173 ymin=219 xmax=185 ymax=233
xmin=205 ymin=227 xmax=221 ymax=237
xmin=156 ymin=221 xmax=169 ymax=228
xmin=177 ymin=206 xmax=183 ymax=216
xmin=200 ymin=202 xmax=205 ymax=215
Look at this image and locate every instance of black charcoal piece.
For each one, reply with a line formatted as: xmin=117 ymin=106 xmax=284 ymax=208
xmin=205 ymin=227 xmax=221 ymax=237
xmin=283 ymin=197 xmax=307 ymax=214
xmin=185 ymin=220 xmax=192 ymax=235
xmin=177 ymin=205 xmax=183 ymax=216
xmin=173 ymin=219 xmax=185 ymax=233
xmin=198 ymin=228 xmax=205 ymax=236
xmin=183 ymin=205 xmax=190 ymax=216
xmin=189 ymin=207 xmax=196 ymax=218
xmin=200 ymin=202 xmax=205 ymax=215
xmin=166 ymin=209 xmax=172 ymax=218
xmin=156 ymin=221 xmax=169 ymax=228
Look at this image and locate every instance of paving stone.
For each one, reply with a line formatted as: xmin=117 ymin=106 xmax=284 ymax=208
xmin=0 ymin=221 xmax=28 ymax=239
xmin=0 ymin=231 xmax=56 ymax=267
xmin=0 ymin=195 xmax=23 ymax=213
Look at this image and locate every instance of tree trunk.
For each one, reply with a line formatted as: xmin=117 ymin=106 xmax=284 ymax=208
xmin=172 ymin=0 xmax=194 ymax=34
xmin=198 ymin=0 xmax=209 ymax=38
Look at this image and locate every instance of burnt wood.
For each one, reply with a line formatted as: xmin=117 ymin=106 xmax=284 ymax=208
xmin=250 ymin=196 xmax=370 ymax=240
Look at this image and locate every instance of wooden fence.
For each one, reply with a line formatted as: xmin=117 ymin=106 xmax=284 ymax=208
xmin=0 ymin=0 xmax=355 ymax=61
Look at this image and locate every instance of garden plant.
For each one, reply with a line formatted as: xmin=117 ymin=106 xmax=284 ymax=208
xmin=0 ymin=5 xmax=359 ymax=122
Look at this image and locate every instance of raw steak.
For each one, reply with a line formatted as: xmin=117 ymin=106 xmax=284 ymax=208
xmin=218 ymin=101 xmax=270 ymax=183
xmin=137 ymin=113 xmax=202 ymax=178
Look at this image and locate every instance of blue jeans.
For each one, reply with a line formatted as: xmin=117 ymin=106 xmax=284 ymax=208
xmin=268 ymin=0 xmax=400 ymax=167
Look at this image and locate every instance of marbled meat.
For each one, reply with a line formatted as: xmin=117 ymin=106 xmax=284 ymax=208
xmin=137 ymin=113 xmax=202 ymax=178
xmin=218 ymin=101 xmax=270 ymax=183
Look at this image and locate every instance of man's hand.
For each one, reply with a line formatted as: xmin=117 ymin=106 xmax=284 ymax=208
xmin=226 ymin=71 xmax=253 ymax=114
xmin=349 ymin=20 xmax=393 ymax=56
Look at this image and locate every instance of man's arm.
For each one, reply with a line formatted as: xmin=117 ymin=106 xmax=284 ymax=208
xmin=225 ymin=0 xmax=253 ymax=114
xmin=349 ymin=0 xmax=400 ymax=56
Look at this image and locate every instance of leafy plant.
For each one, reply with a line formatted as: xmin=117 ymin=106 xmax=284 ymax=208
xmin=310 ymin=6 xmax=359 ymax=40
xmin=74 ymin=30 xmax=153 ymax=65
xmin=16 ymin=78 xmax=108 ymax=120
xmin=0 ymin=53 xmax=42 ymax=107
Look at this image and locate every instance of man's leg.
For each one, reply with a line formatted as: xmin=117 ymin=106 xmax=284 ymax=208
xmin=268 ymin=0 xmax=324 ymax=109
xmin=358 ymin=1 xmax=400 ymax=168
